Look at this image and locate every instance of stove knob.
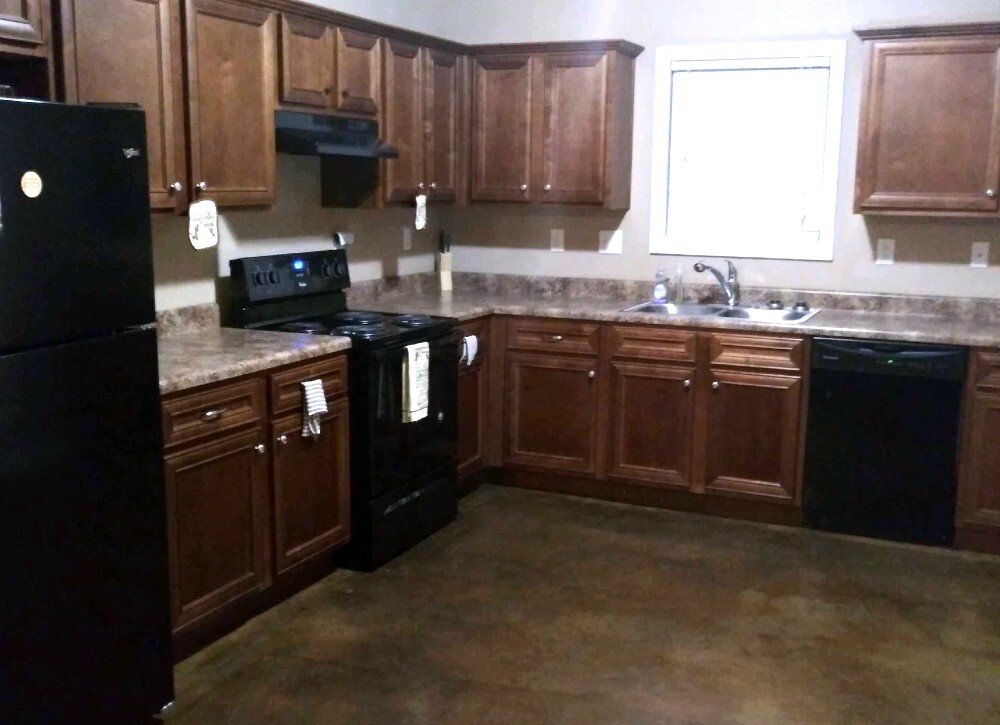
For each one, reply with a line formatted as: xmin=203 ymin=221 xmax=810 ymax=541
xmin=252 ymin=271 xmax=265 ymax=287
xmin=334 ymin=259 xmax=348 ymax=278
xmin=268 ymin=270 xmax=280 ymax=285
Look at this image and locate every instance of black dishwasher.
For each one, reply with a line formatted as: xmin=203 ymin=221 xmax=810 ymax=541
xmin=803 ymin=338 xmax=966 ymax=547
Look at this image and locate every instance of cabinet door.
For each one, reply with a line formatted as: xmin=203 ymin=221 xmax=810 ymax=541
xmin=956 ymin=353 xmax=1000 ymax=541
xmin=471 ymin=53 xmax=533 ymax=202
xmin=699 ymin=370 xmax=802 ymax=504
xmin=335 ymin=27 xmax=379 ymax=115
xmin=382 ymin=38 xmax=424 ymax=202
xmin=279 ymin=14 xmax=333 ymax=108
xmin=186 ymin=0 xmax=276 ymax=207
xmin=607 ymin=361 xmax=695 ymax=490
xmin=61 ymin=0 xmax=187 ymax=211
xmin=856 ymin=37 xmax=1000 ymax=214
xmin=271 ymin=401 xmax=350 ymax=575
xmin=457 ymin=320 xmax=490 ymax=477
xmin=505 ymin=351 xmax=599 ymax=474
xmin=541 ymin=51 xmax=608 ymax=204
xmin=425 ymin=48 xmax=461 ymax=203
xmin=164 ymin=428 xmax=271 ymax=634
xmin=0 ymin=0 xmax=46 ymax=50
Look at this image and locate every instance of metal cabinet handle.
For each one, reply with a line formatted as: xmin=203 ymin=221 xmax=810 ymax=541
xmin=520 ymin=184 xmax=528 ymax=192
xmin=588 ymin=370 xmax=596 ymax=380
xmin=418 ymin=182 xmax=425 ymax=190
xmin=201 ymin=409 xmax=225 ymax=422
xmin=988 ymin=189 xmax=997 ymax=198
xmin=430 ymin=182 xmax=437 ymax=191
xmin=712 ymin=381 xmax=721 ymax=391
xmin=683 ymin=379 xmax=692 ymax=389
xmin=546 ymin=335 xmax=563 ymax=343
xmin=169 ymin=181 xmax=182 ymax=193
xmin=324 ymin=86 xmax=333 ymax=93
xmin=342 ymin=89 xmax=350 ymax=98
xmin=277 ymin=435 xmax=288 ymax=445
xmin=254 ymin=444 xmax=267 ymax=454
xmin=543 ymin=184 xmax=552 ymax=192
xmin=196 ymin=181 xmax=208 ymax=192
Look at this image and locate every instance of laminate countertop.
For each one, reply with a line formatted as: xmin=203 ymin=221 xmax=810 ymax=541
xmin=158 ymin=328 xmax=352 ymax=395
xmin=354 ymin=292 xmax=1000 ymax=348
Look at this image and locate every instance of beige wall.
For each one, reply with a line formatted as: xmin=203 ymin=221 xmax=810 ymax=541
xmin=437 ymin=0 xmax=1000 ymax=299
xmin=154 ymin=0 xmax=1000 ymax=310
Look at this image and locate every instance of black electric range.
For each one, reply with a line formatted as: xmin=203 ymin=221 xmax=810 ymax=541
xmin=226 ymin=250 xmax=459 ymax=571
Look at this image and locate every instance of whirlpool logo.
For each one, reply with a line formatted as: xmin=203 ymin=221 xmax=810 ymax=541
xmin=122 ymin=148 xmax=142 ymax=159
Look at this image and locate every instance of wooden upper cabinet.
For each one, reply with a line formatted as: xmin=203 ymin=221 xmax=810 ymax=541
xmin=956 ymin=351 xmax=1000 ymax=554
xmin=185 ymin=0 xmax=277 ymax=207
xmin=540 ymin=51 xmax=608 ymax=205
xmin=382 ymin=38 xmax=424 ymax=202
xmin=60 ymin=0 xmax=187 ymax=212
xmin=335 ymin=27 xmax=379 ymax=116
xmin=0 ymin=0 xmax=48 ymax=55
xmin=279 ymin=14 xmax=334 ymax=109
xmin=425 ymin=49 xmax=463 ymax=203
xmin=471 ymin=53 xmax=534 ymax=202
xmin=855 ymin=26 xmax=1000 ymax=216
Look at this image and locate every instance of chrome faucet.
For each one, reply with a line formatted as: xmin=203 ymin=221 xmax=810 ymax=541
xmin=694 ymin=260 xmax=740 ymax=307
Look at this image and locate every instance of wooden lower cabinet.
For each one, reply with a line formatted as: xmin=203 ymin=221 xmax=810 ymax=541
xmin=164 ymin=427 xmax=271 ymax=634
xmin=956 ymin=350 xmax=1000 ymax=554
xmin=505 ymin=351 xmax=600 ymax=475
xmin=607 ymin=360 xmax=695 ymax=489
xmin=457 ymin=319 xmax=490 ymax=478
xmin=271 ymin=401 xmax=350 ymax=575
xmin=698 ymin=369 xmax=803 ymax=503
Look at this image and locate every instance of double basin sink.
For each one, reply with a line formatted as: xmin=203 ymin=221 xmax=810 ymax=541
xmin=623 ymin=302 xmax=820 ymax=324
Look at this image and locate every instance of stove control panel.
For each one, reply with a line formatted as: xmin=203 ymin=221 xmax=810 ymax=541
xmin=230 ymin=249 xmax=350 ymax=303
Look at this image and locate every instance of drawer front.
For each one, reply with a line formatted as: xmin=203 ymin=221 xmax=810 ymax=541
xmin=458 ymin=317 xmax=490 ymax=372
xmin=973 ymin=350 xmax=1000 ymax=390
xmin=506 ymin=317 xmax=600 ymax=355
xmin=270 ymin=354 xmax=348 ymax=415
xmin=609 ymin=325 xmax=697 ymax=362
xmin=706 ymin=332 xmax=805 ymax=372
xmin=162 ymin=379 xmax=265 ymax=449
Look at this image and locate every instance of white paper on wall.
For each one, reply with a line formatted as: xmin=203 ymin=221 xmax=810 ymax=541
xmin=188 ymin=199 xmax=219 ymax=250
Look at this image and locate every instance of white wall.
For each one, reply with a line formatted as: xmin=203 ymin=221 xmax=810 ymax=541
xmin=438 ymin=0 xmax=1000 ymax=298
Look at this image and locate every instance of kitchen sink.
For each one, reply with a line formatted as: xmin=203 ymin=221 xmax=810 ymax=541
xmin=623 ymin=302 xmax=820 ymax=324
xmin=624 ymin=302 xmax=728 ymax=316
xmin=716 ymin=307 xmax=820 ymax=324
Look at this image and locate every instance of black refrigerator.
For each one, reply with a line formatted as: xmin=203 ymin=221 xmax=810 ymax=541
xmin=0 ymin=100 xmax=174 ymax=720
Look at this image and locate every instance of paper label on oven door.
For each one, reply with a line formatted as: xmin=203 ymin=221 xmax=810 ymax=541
xmin=20 ymin=171 xmax=42 ymax=199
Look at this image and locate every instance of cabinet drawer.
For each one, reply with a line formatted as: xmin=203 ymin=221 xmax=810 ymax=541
xmin=506 ymin=318 xmax=600 ymax=355
xmin=270 ymin=354 xmax=348 ymax=415
xmin=706 ymin=332 xmax=805 ymax=372
xmin=162 ymin=379 xmax=265 ymax=449
xmin=609 ymin=325 xmax=697 ymax=362
xmin=972 ymin=350 xmax=1000 ymax=390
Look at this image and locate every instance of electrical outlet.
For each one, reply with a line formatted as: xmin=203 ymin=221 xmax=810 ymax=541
xmin=599 ymin=230 xmax=623 ymax=255
xmin=550 ymin=229 xmax=565 ymax=252
xmin=971 ymin=242 xmax=990 ymax=268
xmin=402 ymin=226 xmax=412 ymax=251
xmin=875 ymin=237 xmax=895 ymax=265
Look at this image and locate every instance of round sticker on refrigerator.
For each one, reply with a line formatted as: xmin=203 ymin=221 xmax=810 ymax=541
xmin=20 ymin=171 xmax=43 ymax=199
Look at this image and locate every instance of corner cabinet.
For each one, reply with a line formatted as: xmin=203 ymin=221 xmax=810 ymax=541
xmin=854 ymin=24 xmax=1000 ymax=216
xmin=60 ymin=0 xmax=188 ymax=212
xmin=185 ymin=0 xmax=277 ymax=207
xmin=471 ymin=41 xmax=640 ymax=209
xmin=457 ymin=318 xmax=490 ymax=480
xmin=956 ymin=350 xmax=1000 ymax=554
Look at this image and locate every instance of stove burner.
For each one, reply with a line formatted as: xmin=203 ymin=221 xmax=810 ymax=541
xmin=393 ymin=314 xmax=435 ymax=328
xmin=280 ymin=321 xmax=328 ymax=335
xmin=332 ymin=324 xmax=387 ymax=340
xmin=332 ymin=311 xmax=385 ymax=326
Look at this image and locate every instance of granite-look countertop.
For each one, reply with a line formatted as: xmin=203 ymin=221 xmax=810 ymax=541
xmin=158 ymin=328 xmax=351 ymax=395
xmin=355 ymin=292 xmax=1000 ymax=348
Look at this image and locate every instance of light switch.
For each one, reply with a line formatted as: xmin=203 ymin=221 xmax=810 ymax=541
xmin=600 ymin=230 xmax=623 ymax=255
xmin=971 ymin=242 xmax=990 ymax=268
xmin=402 ymin=226 xmax=412 ymax=251
xmin=550 ymin=229 xmax=565 ymax=252
xmin=875 ymin=238 xmax=895 ymax=265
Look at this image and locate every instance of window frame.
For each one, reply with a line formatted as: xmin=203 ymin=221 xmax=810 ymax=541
xmin=649 ymin=39 xmax=847 ymax=261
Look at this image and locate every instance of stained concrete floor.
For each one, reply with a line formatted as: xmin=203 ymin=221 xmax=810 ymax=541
xmin=166 ymin=485 xmax=1000 ymax=724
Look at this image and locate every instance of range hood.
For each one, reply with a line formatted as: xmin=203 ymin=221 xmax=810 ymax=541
xmin=275 ymin=110 xmax=398 ymax=159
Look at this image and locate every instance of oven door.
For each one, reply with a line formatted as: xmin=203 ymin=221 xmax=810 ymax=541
xmin=368 ymin=332 xmax=458 ymax=498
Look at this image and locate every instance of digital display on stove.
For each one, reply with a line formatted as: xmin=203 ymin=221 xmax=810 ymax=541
xmin=291 ymin=259 xmax=309 ymax=277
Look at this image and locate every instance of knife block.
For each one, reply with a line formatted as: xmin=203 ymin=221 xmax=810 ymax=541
xmin=438 ymin=251 xmax=453 ymax=292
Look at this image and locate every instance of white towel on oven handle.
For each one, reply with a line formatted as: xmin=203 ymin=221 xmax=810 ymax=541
xmin=402 ymin=342 xmax=430 ymax=423
xmin=301 ymin=379 xmax=328 ymax=437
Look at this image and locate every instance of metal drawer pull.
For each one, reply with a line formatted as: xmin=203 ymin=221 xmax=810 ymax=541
xmin=201 ymin=409 xmax=226 ymax=422
xmin=683 ymin=379 xmax=692 ymax=389
xmin=712 ymin=381 xmax=721 ymax=391
xmin=254 ymin=444 xmax=267 ymax=455
xmin=546 ymin=335 xmax=564 ymax=342
xmin=588 ymin=370 xmax=596 ymax=380
xmin=277 ymin=435 xmax=288 ymax=445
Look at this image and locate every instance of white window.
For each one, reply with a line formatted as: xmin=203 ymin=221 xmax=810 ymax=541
xmin=649 ymin=40 xmax=846 ymax=261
